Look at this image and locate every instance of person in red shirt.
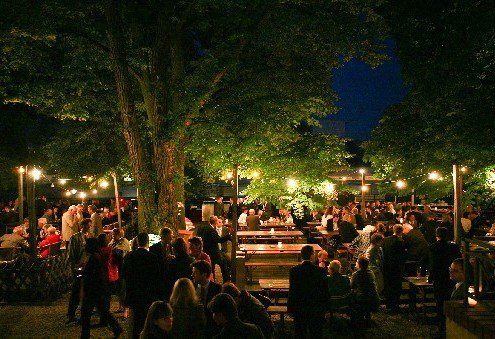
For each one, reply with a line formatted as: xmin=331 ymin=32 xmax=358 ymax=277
xmin=188 ymin=236 xmax=213 ymax=281
xmin=38 ymin=226 xmax=61 ymax=258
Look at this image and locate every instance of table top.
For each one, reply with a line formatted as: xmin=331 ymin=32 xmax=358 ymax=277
xmin=237 ymin=231 xmax=303 ymax=237
xmin=404 ymin=276 xmax=433 ymax=287
xmin=306 ymin=221 xmax=322 ymax=226
xmin=259 ymin=279 xmax=290 ymax=290
xmin=239 ymin=243 xmax=322 ymax=253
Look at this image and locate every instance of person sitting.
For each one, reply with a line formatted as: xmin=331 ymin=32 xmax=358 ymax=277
xmin=327 ymin=260 xmax=351 ymax=311
xmin=350 ymin=256 xmax=379 ymax=326
xmin=207 ymin=293 xmax=263 ymax=339
xmin=339 ymin=214 xmax=359 ymax=243
xmin=237 ymin=208 xmax=248 ymax=225
xmin=222 ymin=283 xmax=274 ymax=339
xmin=139 ymin=301 xmax=173 ymax=339
xmin=315 ymin=250 xmax=330 ymax=268
xmin=169 ymin=278 xmax=205 ymax=339
xmin=0 ymin=226 xmax=28 ymax=249
xmin=37 ymin=226 xmax=61 ymax=258
xmin=450 ymin=258 xmax=467 ymax=301
xmin=246 ymin=209 xmax=261 ymax=231
xmin=169 ymin=238 xmax=194 ymax=283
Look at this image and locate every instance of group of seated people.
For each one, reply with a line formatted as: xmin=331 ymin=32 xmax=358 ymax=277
xmin=0 ymin=216 xmax=63 ymax=259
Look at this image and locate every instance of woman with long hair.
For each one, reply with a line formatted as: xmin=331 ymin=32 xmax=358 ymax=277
xmin=140 ymin=301 xmax=173 ymax=339
xmin=169 ymin=278 xmax=206 ymax=338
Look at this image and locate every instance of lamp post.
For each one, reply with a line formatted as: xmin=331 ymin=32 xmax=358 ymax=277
xmin=359 ymin=169 xmax=366 ymax=219
xmin=18 ymin=166 xmax=25 ymax=222
xmin=26 ymin=167 xmax=41 ymax=257
xmin=111 ymin=173 xmax=122 ymax=228
xmin=230 ymin=164 xmax=239 ymax=283
xmin=453 ymin=165 xmax=464 ymax=243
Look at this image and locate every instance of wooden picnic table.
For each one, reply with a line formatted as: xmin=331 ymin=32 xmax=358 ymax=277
xmin=237 ymin=230 xmax=303 ymax=243
xmin=259 ymin=279 xmax=290 ymax=304
xmin=259 ymin=279 xmax=290 ymax=291
xmin=239 ymin=243 xmax=321 ymax=261
xmin=405 ymin=276 xmax=434 ymax=319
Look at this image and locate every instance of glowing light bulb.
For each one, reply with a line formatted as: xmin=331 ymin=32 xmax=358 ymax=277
xmin=70 ymin=189 xmax=78 ymax=195
xmin=287 ymin=179 xmax=298 ymax=189
xmin=31 ymin=168 xmax=42 ymax=180
xmin=396 ymin=180 xmax=406 ymax=189
xmin=100 ymin=180 xmax=109 ymax=189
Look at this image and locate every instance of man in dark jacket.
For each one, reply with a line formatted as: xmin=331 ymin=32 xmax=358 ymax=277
xmin=149 ymin=226 xmax=174 ymax=298
xmin=382 ymin=224 xmax=406 ymax=312
xmin=66 ymin=219 xmax=90 ymax=324
xmin=123 ymin=232 xmax=164 ymax=339
xmin=404 ymin=225 xmax=430 ymax=275
xmin=421 ymin=213 xmax=439 ymax=245
xmin=288 ymin=245 xmax=329 ymax=338
xmin=429 ymin=227 xmax=461 ymax=332
xmin=196 ymin=217 xmax=231 ymax=280
xmin=208 ymin=293 xmax=263 ymax=339
xmin=193 ymin=260 xmax=222 ymax=338
xmin=214 ymin=195 xmax=225 ymax=217
xmin=339 ymin=219 xmax=359 ymax=243
xmin=80 ymin=238 xmax=122 ymax=339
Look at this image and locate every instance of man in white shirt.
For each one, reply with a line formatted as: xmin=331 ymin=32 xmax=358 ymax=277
xmin=238 ymin=208 xmax=248 ymax=224
xmin=61 ymin=205 xmax=77 ymax=246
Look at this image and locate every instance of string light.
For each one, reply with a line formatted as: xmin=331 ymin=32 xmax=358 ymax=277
xmin=70 ymin=189 xmax=78 ymax=195
xmin=396 ymin=180 xmax=406 ymax=189
xmin=59 ymin=179 xmax=67 ymax=185
xmin=92 ymin=189 xmax=98 ymax=194
xmin=100 ymin=180 xmax=109 ymax=189
xmin=252 ymin=170 xmax=260 ymax=179
xmin=287 ymin=179 xmax=298 ymax=189
xmin=361 ymin=185 xmax=369 ymax=192
xmin=18 ymin=166 xmax=25 ymax=174
xmin=65 ymin=191 xmax=71 ymax=197
xmin=428 ymin=171 xmax=440 ymax=181
xmin=79 ymin=192 xmax=86 ymax=199
xmin=359 ymin=168 xmax=366 ymax=175
xmin=31 ymin=168 xmax=42 ymax=181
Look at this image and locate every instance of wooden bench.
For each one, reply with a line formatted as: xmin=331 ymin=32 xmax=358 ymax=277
xmin=245 ymin=262 xmax=297 ymax=283
xmin=267 ymin=305 xmax=289 ymax=327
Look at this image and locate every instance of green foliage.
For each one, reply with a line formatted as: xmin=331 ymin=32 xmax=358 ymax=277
xmin=1 ymin=0 xmax=389 ymax=214
xmin=364 ymin=0 xmax=495 ymax=204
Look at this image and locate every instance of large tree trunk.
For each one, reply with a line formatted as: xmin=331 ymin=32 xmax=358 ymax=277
xmin=105 ymin=0 xmax=156 ymax=233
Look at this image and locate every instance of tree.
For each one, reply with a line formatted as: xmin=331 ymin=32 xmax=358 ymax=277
xmin=2 ymin=0 xmax=389 ymax=232
xmin=364 ymin=0 xmax=495 ymax=203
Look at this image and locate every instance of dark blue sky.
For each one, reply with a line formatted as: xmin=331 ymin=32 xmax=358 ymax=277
xmin=328 ymin=40 xmax=409 ymax=140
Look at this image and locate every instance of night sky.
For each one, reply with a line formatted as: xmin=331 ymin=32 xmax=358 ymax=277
xmin=328 ymin=39 xmax=409 ymax=140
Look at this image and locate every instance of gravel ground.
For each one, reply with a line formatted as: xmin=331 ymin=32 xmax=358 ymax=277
xmin=0 ymin=294 xmax=437 ymax=338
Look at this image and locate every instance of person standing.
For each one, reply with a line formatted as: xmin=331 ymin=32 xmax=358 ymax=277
xmin=288 ymin=245 xmax=328 ymax=338
xmin=150 ymin=226 xmax=175 ymax=299
xmin=88 ymin=205 xmax=103 ymax=238
xmin=214 ymin=196 xmax=224 ymax=218
xmin=195 ymin=217 xmax=231 ymax=282
xmin=192 ymin=260 xmax=222 ymax=338
xmin=365 ymin=233 xmax=385 ymax=294
xmin=382 ymin=224 xmax=406 ymax=313
xmin=429 ymin=227 xmax=461 ymax=332
xmin=215 ymin=217 xmax=231 ymax=282
xmin=80 ymin=238 xmax=122 ymax=339
xmin=61 ymin=205 xmax=76 ymax=247
xmin=124 ymin=233 xmax=164 ymax=339
xmin=349 ymin=256 xmax=379 ymax=326
xmin=66 ymin=219 xmax=90 ymax=324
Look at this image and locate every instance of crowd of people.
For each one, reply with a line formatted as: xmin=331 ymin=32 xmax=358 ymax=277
xmin=2 ymin=195 xmax=491 ymax=338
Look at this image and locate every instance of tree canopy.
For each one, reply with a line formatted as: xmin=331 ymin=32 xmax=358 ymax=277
xmin=1 ymin=0 xmax=390 ymax=231
xmin=364 ymin=0 xmax=495 ymax=204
